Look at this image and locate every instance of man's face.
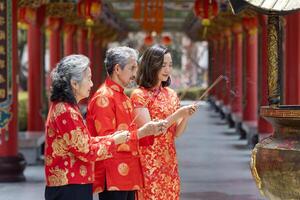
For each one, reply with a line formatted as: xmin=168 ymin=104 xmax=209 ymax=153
xmin=116 ymin=57 xmax=138 ymax=88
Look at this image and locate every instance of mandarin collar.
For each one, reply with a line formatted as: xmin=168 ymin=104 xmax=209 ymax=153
xmin=142 ymin=85 xmax=162 ymax=97
xmin=105 ymin=78 xmax=124 ymax=93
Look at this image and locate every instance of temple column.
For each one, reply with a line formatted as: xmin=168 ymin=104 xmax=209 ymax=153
xmin=215 ymin=34 xmax=225 ymax=115
xmin=88 ymin=33 xmax=96 ymax=77
xmin=258 ymin=15 xmax=273 ymax=141
xmin=93 ymin=39 xmax=104 ymax=87
xmin=0 ymin=0 xmax=26 ymax=182
xmin=47 ymin=17 xmax=62 ymax=70
xmin=27 ymin=7 xmax=45 ymax=131
xmin=284 ymin=12 xmax=300 ymax=104
xmin=63 ymin=24 xmax=76 ymax=56
xmin=231 ymin=23 xmax=243 ymax=135
xmin=223 ymin=28 xmax=234 ymax=127
xmin=77 ymin=28 xmax=88 ymax=55
xmin=242 ymin=17 xmax=259 ymax=143
xmin=210 ymin=39 xmax=218 ymax=100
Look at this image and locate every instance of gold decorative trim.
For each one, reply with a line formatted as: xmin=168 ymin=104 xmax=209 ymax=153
xmin=267 ymin=16 xmax=280 ymax=105
xmin=250 ymin=148 xmax=265 ymax=196
xmin=46 ymin=2 xmax=75 ymax=18
xmin=18 ymin=0 xmax=49 ymax=8
xmin=261 ymin=107 xmax=300 ymax=118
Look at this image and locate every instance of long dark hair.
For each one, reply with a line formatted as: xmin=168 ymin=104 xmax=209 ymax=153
xmin=137 ymin=44 xmax=171 ymax=88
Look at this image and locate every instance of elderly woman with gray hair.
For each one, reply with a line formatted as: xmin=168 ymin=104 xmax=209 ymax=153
xmin=44 ymin=54 xmax=132 ymax=200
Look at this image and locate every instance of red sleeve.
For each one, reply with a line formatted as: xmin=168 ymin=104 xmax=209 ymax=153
xmin=131 ymin=90 xmax=154 ymax=146
xmin=55 ymin=107 xmax=115 ymax=162
xmin=129 ymin=123 xmax=153 ymax=147
xmin=130 ymin=89 xmax=148 ymax=108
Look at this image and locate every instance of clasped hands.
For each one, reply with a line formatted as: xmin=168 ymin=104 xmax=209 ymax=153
xmin=112 ymin=104 xmax=199 ymax=144
xmin=177 ymin=103 xmax=198 ymax=118
xmin=140 ymin=119 xmax=168 ymax=137
xmin=111 ymin=120 xmax=168 ymax=144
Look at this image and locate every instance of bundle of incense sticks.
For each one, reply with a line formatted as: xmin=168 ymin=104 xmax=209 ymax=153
xmin=194 ymin=75 xmax=228 ymax=108
xmin=130 ymin=75 xmax=228 ymax=126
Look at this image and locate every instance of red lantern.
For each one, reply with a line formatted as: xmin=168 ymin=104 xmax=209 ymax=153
xmin=144 ymin=34 xmax=154 ymax=46
xmin=18 ymin=7 xmax=36 ymax=25
xmin=162 ymin=35 xmax=172 ymax=46
xmin=194 ymin=0 xmax=218 ymax=26
xmin=46 ymin=17 xmax=62 ymax=31
xmin=78 ymin=0 xmax=102 ymax=26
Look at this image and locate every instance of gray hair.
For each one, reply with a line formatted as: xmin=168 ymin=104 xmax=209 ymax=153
xmin=52 ymin=54 xmax=90 ymax=84
xmin=50 ymin=54 xmax=90 ymax=104
xmin=104 ymin=46 xmax=138 ymax=76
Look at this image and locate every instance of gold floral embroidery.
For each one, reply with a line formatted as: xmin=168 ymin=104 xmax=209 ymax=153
xmin=99 ymin=87 xmax=113 ymax=97
xmin=52 ymin=138 xmax=68 ymax=157
xmin=132 ymin=87 xmax=181 ymax=199
xmin=69 ymin=107 xmax=80 ymax=121
xmin=64 ymin=161 xmax=68 ymax=166
xmin=110 ymin=85 xmax=120 ymax=92
xmin=48 ymin=128 xmax=55 ymax=137
xmin=131 ymin=90 xmax=148 ymax=106
xmin=66 ymin=153 xmax=75 ymax=167
xmin=63 ymin=128 xmax=89 ymax=154
xmin=48 ymin=167 xmax=68 ymax=186
xmin=78 ymin=156 xmax=88 ymax=162
xmin=53 ymin=103 xmax=67 ymax=119
xmin=117 ymin=123 xmax=128 ymax=131
xmin=118 ymin=162 xmax=129 ymax=176
xmin=96 ymin=144 xmax=111 ymax=160
xmin=96 ymin=96 xmax=109 ymax=108
xmin=79 ymin=165 xmax=87 ymax=177
xmin=45 ymin=155 xmax=53 ymax=166
xmin=95 ymin=120 xmax=102 ymax=133
xmin=123 ymin=100 xmax=133 ymax=113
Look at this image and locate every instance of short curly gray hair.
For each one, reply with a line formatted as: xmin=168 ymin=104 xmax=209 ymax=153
xmin=50 ymin=54 xmax=90 ymax=104
xmin=104 ymin=46 xmax=138 ymax=76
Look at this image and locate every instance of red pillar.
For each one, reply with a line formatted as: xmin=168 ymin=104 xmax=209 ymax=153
xmin=77 ymin=28 xmax=88 ymax=55
xmin=0 ymin=0 xmax=26 ymax=181
xmin=88 ymin=33 xmax=97 ymax=95
xmin=231 ymin=23 xmax=243 ymax=120
xmin=224 ymin=29 xmax=232 ymax=108
xmin=258 ymin=15 xmax=274 ymax=139
xmin=242 ymin=17 xmax=258 ymax=123
xmin=94 ymin=39 xmax=104 ymax=86
xmin=284 ymin=12 xmax=300 ymax=104
xmin=48 ymin=17 xmax=62 ymax=70
xmin=63 ymin=24 xmax=76 ymax=56
xmin=88 ymin=33 xmax=95 ymax=72
xmin=209 ymin=39 xmax=218 ymax=98
xmin=27 ymin=7 xmax=45 ymax=131
xmin=217 ymin=34 xmax=225 ymax=103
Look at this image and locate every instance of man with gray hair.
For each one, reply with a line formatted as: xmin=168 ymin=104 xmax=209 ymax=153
xmin=86 ymin=46 xmax=166 ymax=200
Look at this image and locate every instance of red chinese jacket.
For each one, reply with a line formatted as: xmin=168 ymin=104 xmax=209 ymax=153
xmin=45 ymin=102 xmax=116 ymax=187
xmin=86 ymin=78 xmax=153 ymax=193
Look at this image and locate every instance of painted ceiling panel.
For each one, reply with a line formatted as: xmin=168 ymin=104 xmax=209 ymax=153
xmin=244 ymin=0 xmax=300 ymax=12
